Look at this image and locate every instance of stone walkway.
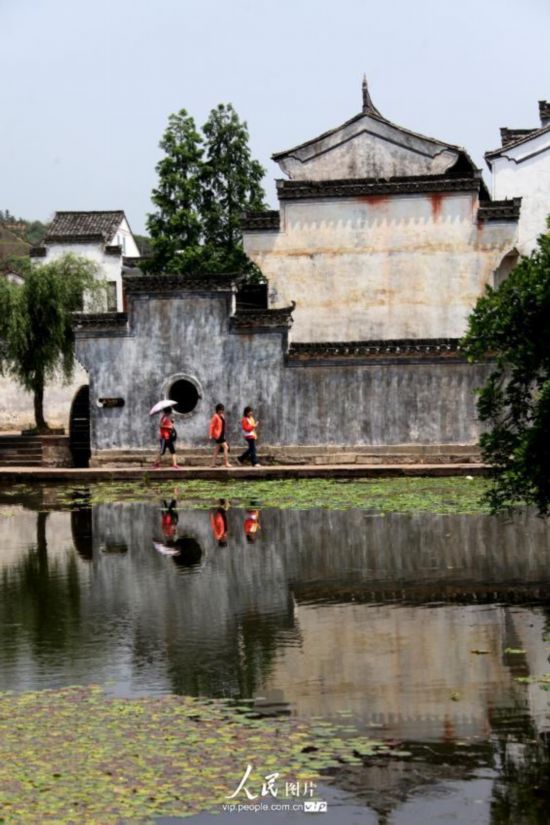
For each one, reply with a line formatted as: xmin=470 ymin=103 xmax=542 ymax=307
xmin=0 ymin=463 xmax=486 ymax=482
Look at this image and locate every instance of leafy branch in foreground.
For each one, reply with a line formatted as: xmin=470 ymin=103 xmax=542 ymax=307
xmin=462 ymin=224 xmax=550 ymax=515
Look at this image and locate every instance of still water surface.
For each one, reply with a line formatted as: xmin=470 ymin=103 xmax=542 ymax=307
xmin=1 ymin=489 xmax=549 ymax=823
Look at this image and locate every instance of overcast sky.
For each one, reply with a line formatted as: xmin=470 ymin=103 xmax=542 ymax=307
xmin=1 ymin=0 xmax=549 ymax=234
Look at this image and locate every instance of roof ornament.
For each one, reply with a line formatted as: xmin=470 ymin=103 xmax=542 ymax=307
xmin=362 ymin=75 xmax=381 ymax=116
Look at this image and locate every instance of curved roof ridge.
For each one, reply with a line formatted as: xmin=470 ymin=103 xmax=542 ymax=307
xmin=272 ymin=107 xmax=471 ymax=164
xmin=485 ymin=123 xmax=550 ymax=163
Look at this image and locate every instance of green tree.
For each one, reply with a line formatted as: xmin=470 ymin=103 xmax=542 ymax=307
xmin=0 ymin=254 xmax=102 ymax=433
xmin=200 ymin=103 xmax=266 ymax=275
xmin=146 ymin=109 xmax=204 ymax=273
xmin=462 ymin=226 xmax=550 ymax=515
xmin=146 ymin=104 xmax=267 ymax=277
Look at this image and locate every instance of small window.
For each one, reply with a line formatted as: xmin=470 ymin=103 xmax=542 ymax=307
xmin=106 ymin=282 xmax=117 ymax=311
xmin=169 ymin=378 xmax=200 ymax=414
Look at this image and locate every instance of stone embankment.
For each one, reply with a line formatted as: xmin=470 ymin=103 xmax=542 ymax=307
xmin=0 ymin=463 xmax=486 ymax=482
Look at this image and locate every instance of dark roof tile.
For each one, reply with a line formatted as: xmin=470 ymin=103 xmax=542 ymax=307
xmin=45 ymin=211 xmax=125 ymax=243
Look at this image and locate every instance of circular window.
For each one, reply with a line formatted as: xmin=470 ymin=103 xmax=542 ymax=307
xmin=169 ymin=378 xmax=200 ymax=415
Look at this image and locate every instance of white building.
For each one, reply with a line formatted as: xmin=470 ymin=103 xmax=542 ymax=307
xmin=30 ymin=210 xmax=140 ymax=311
xmin=486 ymin=100 xmax=550 ymax=256
xmin=243 ymin=80 xmax=520 ymax=343
xmin=0 ymin=211 xmax=141 ymax=433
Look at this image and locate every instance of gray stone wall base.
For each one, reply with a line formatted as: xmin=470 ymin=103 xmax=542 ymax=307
xmin=90 ymin=443 xmax=481 ymax=468
xmin=41 ymin=436 xmax=73 ymax=467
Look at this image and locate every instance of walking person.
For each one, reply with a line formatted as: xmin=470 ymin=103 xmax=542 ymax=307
xmin=244 ymin=504 xmax=261 ymax=544
xmin=237 ymin=406 xmax=260 ymax=467
xmin=209 ymin=403 xmax=230 ymax=467
xmin=210 ymin=499 xmax=230 ymax=547
xmin=154 ymin=407 xmax=179 ymax=468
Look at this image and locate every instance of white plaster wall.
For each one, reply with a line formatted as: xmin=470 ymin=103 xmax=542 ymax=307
xmin=0 ymin=365 xmax=88 ymax=431
xmin=491 ymin=131 xmax=550 ymax=254
xmin=244 ymin=192 xmax=517 ymax=342
xmin=45 ymin=242 xmax=124 ymax=311
xmin=111 ymin=216 xmax=140 ymax=258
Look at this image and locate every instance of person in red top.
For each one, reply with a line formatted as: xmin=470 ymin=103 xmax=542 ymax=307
xmin=237 ymin=406 xmax=260 ymax=467
xmin=210 ymin=499 xmax=229 ymax=547
xmin=153 ymin=407 xmax=179 ymax=468
xmin=244 ymin=506 xmax=261 ymax=543
xmin=161 ymin=499 xmax=179 ymax=540
xmin=208 ymin=403 xmax=230 ymax=468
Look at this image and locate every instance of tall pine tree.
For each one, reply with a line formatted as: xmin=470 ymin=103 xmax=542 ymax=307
xmin=146 ymin=104 xmax=266 ymax=277
xmin=200 ymin=103 xmax=266 ymax=275
xmin=147 ymin=109 xmax=204 ymax=273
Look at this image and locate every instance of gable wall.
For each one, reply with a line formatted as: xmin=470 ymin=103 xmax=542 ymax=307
xmin=276 ymin=114 xmax=458 ymax=180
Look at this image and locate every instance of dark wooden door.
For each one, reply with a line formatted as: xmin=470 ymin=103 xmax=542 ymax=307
xmin=69 ymin=385 xmax=91 ymax=468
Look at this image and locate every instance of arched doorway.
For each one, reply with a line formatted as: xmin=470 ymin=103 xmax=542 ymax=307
xmin=493 ymin=248 xmax=519 ymax=289
xmin=69 ymin=385 xmax=91 ymax=468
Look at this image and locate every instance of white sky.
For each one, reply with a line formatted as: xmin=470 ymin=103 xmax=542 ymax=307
xmin=1 ymin=0 xmax=549 ymax=233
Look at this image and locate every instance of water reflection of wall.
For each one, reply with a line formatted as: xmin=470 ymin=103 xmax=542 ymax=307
xmin=1 ymin=501 xmax=550 ymax=744
xmin=87 ymin=504 xmax=550 ymax=738
xmin=262 ymin=602 xmax=547 ymax=741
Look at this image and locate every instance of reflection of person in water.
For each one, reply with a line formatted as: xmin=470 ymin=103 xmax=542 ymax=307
xmin=244 ymin=505 xmax=261 ymax=544
xmin=210 ymin=499 xmax=229 ymax=547
xmin=161 ymin=499 xmax=179 ymax=541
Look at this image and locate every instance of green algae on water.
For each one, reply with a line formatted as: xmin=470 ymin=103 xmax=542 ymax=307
xmin=48 ymin=476 xmax=492 ymax=514
xmin=0 ymin=687 xmax=393 ymax=824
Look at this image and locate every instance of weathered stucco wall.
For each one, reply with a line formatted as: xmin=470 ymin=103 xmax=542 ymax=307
xmin=76 ymin=285 xmax=489 ymax=454
xmin=274 ymin=110 xmax=460 ymax=181
xmin=244 ymin=191 xmax=517 ymax=342
xmin=0 ymin=367 xmax=87 ymax=431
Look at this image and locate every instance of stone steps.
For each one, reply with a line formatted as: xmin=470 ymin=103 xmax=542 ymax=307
xmin=0 ymin=435 xmax=44 ymax=467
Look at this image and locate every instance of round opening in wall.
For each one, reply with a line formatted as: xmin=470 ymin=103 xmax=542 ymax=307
xmin=169 ymin=379 xmax=200 ymax=414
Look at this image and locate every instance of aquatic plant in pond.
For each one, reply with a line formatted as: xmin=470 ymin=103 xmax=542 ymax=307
xmin=40 ymin=476 xmax=493 ymax=514
xmin=0 ymin=687 xmax=394 ymax=823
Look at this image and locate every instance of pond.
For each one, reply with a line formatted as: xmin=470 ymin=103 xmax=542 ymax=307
xmin=0 ymin=482 xmax=549 ymax=823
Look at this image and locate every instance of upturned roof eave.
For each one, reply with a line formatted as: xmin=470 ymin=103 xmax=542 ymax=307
xmin=485 ymin=123 xmax=550 ymax=165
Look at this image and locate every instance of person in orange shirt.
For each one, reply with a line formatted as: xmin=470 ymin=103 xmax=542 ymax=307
xmin=210 ymin=499 xmax=229 ymax=547
xmin=208 ymin=403 xmax=230 ymax=467
xmin=153 ymin=407 xmax=179 ymax=468
xmin=237 ymin=406 xmax=260 ymax=467
xmin=244 ymin=506 xmax=261 ymax=543
xmin=161 ymin=499 xmax=179 ymax=540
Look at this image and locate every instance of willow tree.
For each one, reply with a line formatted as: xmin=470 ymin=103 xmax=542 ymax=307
xmin=0 ymin=254 xmax=101 ymax=432
xmin=462 ymin=225 xmax=550 ymax=515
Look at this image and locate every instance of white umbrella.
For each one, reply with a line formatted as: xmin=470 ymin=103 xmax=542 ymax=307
xmin=153 ymin=541 xmax=181 ymax=556
xmin=149 ymin=399 xmax=177 ymax=416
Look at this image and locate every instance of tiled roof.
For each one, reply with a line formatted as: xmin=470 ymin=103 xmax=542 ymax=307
xmin=500 ymin=127 xmax=538 ymax=147
xmin=288 ymin=338 xmax=467 ymax=365
xmin=241 ymin=211 xmax=280 ymax=231
xmin=276 ymin=175 xmax=482 ymax=200
xmin=485 ymin=123 xmax=550 ymax=164
xmin=477 ymin=198 xmax=521 ymax=222
xmin=44 ymin=211 xmax=125 ymax=243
